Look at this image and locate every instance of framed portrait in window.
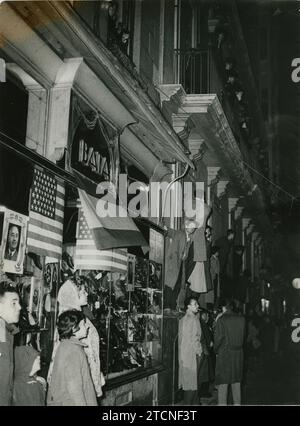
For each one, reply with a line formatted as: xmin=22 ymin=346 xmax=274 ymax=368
xmin=0 ymin=207 xmax=28 ymax=274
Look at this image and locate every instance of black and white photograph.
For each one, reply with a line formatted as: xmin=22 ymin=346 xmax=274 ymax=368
xmin=0 ymin=0 xmax=300 ymax=410
xmin=0 ymin=208 xmax=28 ymax=274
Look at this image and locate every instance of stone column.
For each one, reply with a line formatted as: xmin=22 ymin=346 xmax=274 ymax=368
xmin=46 ymin=58 xmax=83 ymax=162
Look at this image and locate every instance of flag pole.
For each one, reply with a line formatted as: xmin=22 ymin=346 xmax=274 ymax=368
xmin=106 ymin=271 xmax=112 ymax=379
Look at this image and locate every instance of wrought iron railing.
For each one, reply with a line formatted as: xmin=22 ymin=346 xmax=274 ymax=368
xmin=174 ymin=47 xmax=262 ymax=184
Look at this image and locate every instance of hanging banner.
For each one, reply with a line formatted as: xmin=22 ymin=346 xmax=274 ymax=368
xmin=0 ymin=207 xmax=28 ymax=274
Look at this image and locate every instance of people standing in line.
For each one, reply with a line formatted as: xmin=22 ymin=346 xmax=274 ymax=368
xmin=178 ymin=297 xmax=202 ymax=405
xmin=0 ymin=281 xmax=21 ymax=406
xmin=13 ymin=345 xmax=46 ymax=406
xmin=47 ymin=309 xmax=97 ymax=406
xmin=214 ymin=298 xmax=245 ymax=405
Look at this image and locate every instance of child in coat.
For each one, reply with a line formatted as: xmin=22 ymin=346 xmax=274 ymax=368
xmin=13 ymin=345 xmax=46 ymax=406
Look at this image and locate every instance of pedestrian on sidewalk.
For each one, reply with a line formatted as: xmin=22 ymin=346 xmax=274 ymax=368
xmin=214 ymin=298 xmax=246 ymax=405
xmin=198 ymin=309 xmax=215 ymax=399
xmin=13 ymin=345 xmax=46 ymax=406
xmin=0 ymin=281 xmax=21 ymax=406
xmin=178 ymin=297 xmax=202 ymax=405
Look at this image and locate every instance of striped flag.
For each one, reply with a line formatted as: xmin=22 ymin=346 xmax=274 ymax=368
xmin=78 ymin=189 xmax=147 ymax=250
xmin=75 ymin=205 xmax=127 ymax=272
xmin=27 ymin=167 xmax=65 ymax=260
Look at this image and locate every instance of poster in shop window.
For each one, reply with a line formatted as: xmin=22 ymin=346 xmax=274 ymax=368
xmin=0 ymin=207 xmax=28 ymax=274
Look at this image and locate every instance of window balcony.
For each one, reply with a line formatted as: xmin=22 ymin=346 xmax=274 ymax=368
xmin=174 ymin=46 xmax=264 ymax=184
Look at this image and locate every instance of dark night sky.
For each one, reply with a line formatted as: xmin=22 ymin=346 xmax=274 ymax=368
xmin=274 ymin=2 xmax=300 ymax=279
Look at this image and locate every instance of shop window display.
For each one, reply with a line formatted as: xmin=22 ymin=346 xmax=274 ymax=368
xmin=78 ymin=227 xmax=164 ymax=381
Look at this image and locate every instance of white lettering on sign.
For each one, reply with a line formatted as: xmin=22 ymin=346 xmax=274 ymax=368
xmin=291 ymin=58 xmax=300 ymax=83
xmin=78 ymin=139 xmax=109 ymax=178
xmin=0 ymin=58 xmax=6 ymax=83
xmin=291 ymin=317 xmax=300 ymax=343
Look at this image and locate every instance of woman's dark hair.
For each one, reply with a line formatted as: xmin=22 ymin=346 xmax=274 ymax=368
xmin=0 ymin=281 xmax=18 ymax=299
xmin=57 ymin=309 xmax=85 ymax=340
xmin=184 ymin=296 xmax=198 ymax=311
xmin=219 ymin=297 xmax=235 ymax=311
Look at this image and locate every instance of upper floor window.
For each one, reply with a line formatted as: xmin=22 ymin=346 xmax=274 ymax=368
xmin=108 ymin=0 xmax=135 ymax=59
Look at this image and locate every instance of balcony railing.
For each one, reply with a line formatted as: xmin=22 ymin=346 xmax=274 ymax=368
xmin=174 ymin=47 xmax=263 ymax=187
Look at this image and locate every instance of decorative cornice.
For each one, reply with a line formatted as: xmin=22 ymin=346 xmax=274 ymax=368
xmin=246 ymin=224 xmax=255 ymax=235
xmin=188 ymin=132 xmax=206 ymax=159
xmin=234 ymin=206 xmax=244 ymax=220
xmin=207 ymin=166 xmax=221 ymax=186
xmin=228 ymin=197 xmax=239 ymax=212
xmin=217 ymin=180 xmax=229 ymax=198
xmin=158 ymin=84 xmax=187 ymax=108
xmin=172 ymin=113 xmax=193 ymax=142
xmin=242 ymin=218 xmax=251 ymax=230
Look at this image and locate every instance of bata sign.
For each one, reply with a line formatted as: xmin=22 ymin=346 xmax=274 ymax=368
xmin=78 ymin=139 xmax=109 ymax=178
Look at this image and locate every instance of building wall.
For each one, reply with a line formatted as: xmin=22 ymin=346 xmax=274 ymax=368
xmin=163 ymin=0 xmax=176 ymax=84
xmin=101 ymin=374 xmax=157 ymax=406
xmin=140 ymin=0 xmax=161 ymax=84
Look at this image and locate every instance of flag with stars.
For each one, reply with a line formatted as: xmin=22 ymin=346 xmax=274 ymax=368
xmin=75 ymin=204 xmax=128 ymax=272
xmin=27 ymin=167 xmax=65 ymax=259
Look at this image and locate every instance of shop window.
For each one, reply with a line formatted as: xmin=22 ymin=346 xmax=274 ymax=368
xmin=0 ymin=74 xmax=28 ymax=145
xmin=121 ymin=0 xmax=136 ymax=59
xmin=75 ymin=224 xmax=164 ymax=382
xmin=0 ymin=144 xmax=33 ymax=215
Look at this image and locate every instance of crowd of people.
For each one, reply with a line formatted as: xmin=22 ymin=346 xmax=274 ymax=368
xmin=0 ymin=276 xmax=103 ymax=406
xmin=178 ymin=295 xmax=287 ymax=405
xmin=178 ymin=296 xmax=245 ymax=405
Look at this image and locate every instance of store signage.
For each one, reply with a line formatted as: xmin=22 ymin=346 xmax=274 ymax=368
xmin=78 ymin=139 xmax=109 ymax=179
xmin=69 ymin=93 xmax=119 ymax=186
xmin=71 ymin=124 xmax=111 ymax=183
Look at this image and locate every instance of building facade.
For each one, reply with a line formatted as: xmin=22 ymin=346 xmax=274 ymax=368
xmin=0 ymin=0 xmax=279 ymax=405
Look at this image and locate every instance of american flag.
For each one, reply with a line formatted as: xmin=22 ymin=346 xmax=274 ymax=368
xmin=75 ymin=205 xmax=128 ymax=272
xmin=27 ymin=168 xmax=65 ymax=260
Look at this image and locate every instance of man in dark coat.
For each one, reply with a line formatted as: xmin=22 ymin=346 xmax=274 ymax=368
xmin=198 ymin=309 xmax=214 ymax=398
xmin=0 ymin=281 xmax=21 ymax=405
xmin=214 ymin=298 xmax=245 ymax=405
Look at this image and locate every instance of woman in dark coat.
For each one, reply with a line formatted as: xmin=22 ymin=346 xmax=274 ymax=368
xmin=214 ymin=299 xmax=245 ymax=405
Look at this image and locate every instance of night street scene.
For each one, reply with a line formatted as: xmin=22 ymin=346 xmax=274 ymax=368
xmin=0 ymin=0 xmax=300 ymax=408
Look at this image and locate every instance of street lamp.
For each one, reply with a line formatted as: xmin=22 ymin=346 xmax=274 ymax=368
xmin=292 ymin=278 xmax=300 ymax=289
